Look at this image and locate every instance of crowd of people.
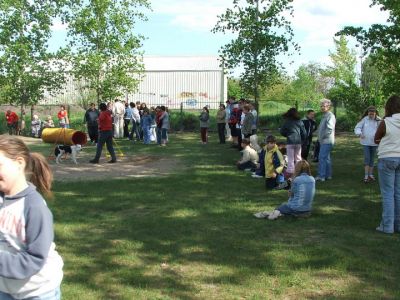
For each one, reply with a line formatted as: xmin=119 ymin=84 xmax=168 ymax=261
xmin=0 ymin=95 xmax=399 ymax=299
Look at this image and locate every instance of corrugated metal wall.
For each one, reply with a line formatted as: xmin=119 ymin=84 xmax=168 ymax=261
xmin=37 ymin=56 xmax=227 ymax=108
xmin=127 ymin=70 xmax=225 ymax=109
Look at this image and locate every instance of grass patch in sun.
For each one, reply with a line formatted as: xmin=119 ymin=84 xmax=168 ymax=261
xmin=29 ymin=132 xmax=400 ymax=299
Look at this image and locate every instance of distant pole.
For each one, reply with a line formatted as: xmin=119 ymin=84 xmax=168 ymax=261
xmin=253 ymin=0 xmax=260 ymax=113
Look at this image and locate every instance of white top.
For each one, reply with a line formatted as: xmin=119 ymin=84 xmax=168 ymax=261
xmin=354 ymin=116 xmax=381 ymax=146
xmin=378 ymin=113 xmax=400 ymax=158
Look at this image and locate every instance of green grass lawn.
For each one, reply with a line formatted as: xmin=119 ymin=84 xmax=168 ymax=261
xmin=32 ymin=133 xmax=400 ymax=299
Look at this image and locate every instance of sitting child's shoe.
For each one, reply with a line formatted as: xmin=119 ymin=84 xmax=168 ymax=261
xmin=251 ymin=174 xmax=263 ymax=179
xmin=268 ymin=209 xmax=282 ymax=220
xmin=254 ymin=211 xmax=271 ymax=219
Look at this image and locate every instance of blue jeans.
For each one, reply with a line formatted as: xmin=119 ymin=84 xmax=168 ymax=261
xmin=318 ymin=143 xmax=333 ymax=179
xmin=277 ymin=204 xmax=310 ymax=216
xmin=0 ymin=287 xmax=61 ymax=300
xmin=143 ymin=126 xmax=151 ymax=144
xmin=377 ymin=157 xmax=400 ymax=233
xmin=363 ymin=145 xmax=377 ymax=167
xmin=130 ymin=121 xmax=140 ymax=140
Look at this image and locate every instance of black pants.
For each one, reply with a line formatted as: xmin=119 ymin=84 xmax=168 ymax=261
xmin=87 ymin=125 xmax=98 ymax=143
xmin=301 ymin=142 xmax=311 ymax=160
xmin=237 ymin=161 xmax=256 ymax=171
xmin=123 ymin=119 xmax=130 ymax=138
xmin=265 ymin=177 xmax=278 ymax=189
xmin=93 ymin=130 xmax=116 ymax=162
xmin=217 ymin=123 xmax=225 ymax=143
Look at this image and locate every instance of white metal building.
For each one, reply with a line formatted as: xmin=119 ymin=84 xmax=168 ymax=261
xmin=127 ymin=56 xmax=227 ymax=109
xmin=39 ymin=55 xmax=227 ymax=108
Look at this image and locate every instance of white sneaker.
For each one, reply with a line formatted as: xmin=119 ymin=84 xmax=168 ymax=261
xmin=315 ymin=176 xmax=325 ymax=182
xmin=251 ymin=174 xmax=263 ymax=179
xmin=268 ymin=210 xmax=282 ymax=220
xmin=327 ymin=177 xmax=332 ymax=180
xmin=254 ymin=211 xmax=271 ymax=219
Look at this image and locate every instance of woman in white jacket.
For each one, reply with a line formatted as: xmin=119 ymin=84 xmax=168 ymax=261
xmin=354 ymin=106 xmax=381 ymax=182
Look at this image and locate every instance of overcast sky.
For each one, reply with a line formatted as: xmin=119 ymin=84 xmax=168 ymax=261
xmin=50 ymin=0 xmax=389 ymax=76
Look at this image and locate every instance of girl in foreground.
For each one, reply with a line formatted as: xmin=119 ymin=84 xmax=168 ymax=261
xmin=254 ymin=160 xmax=315 ymax=220
xmin=0 ymin=135 xmax=63 ymax=299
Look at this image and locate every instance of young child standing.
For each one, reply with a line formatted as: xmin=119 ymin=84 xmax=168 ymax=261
xmin=0 ymin=135 xmax=63 ymax=299
xmin=255 ymin=160 xmax=316 ymax=219
xmin=141 ymin=109 xmax=152 ymax=145
xmin=354 ymin=106 xmax=381 ymax=182
xmin=264 ymin=135 xmax=286 ymax=189
xmin=31 ymin=114 xmax=42 ymax=138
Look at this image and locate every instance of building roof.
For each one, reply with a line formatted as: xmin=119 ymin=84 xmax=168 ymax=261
xmin=142 ymin=56 xmax=223 ymax=71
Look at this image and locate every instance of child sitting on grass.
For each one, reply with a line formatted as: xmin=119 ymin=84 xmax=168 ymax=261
xmin=254 ymin=160 xmax=316 ymax=219
xmin=236 ymin=138 xmax=258 ymax=170
xmin=264 ymin=135 xmax=286 ymax=189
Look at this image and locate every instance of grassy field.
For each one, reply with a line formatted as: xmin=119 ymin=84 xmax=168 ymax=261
xmin=21 ymin=132 xmax=400 ymax=299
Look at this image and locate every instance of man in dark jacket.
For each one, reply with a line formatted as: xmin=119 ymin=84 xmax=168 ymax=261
xmin=301 ymin=109 xmax=317 ymax=160
xmin=84 ymin=103 xmax=100 ymax=143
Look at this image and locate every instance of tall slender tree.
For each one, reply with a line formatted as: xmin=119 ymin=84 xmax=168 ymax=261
xmin=0 ymin=0 xmax=66 ymax=112
xmin=67 ymin=0 xmax=150 ymax=104
xmin=212 ymin=0 xmax=298 ymax=109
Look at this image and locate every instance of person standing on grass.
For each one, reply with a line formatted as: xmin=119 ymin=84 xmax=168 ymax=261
xmin=254 ymin=160 xmax=315 ymax=220
xmin=57 ymin=105 xmax=69 ymax=128
xmin=129 ymin=102 xmax=141 ymax=142
xmin=241 ymin=104 xmax=255 ymax=139
xmin=280 ymin=107 xmax=307 ymax=177
xmin=199 ymin=106 xmax=210 ymax=144
xmin=90 ymin=103 xmax=117 ymax=164
xmin=123 ymin=101 xmax=132 ymax=138
xmin=354 ymin=106 xmax=381 ymax=183
xmin=5 ymin=110 xmax=19 ymax=135
xmin=249 ymin=102 xmax=258 ymax=135
xmin=0 ymin=135 xmax=63 ymax=300
xmin=112 ymin=98 xmax=125 ymax=138
xmin=84 ymin=103 xmax=99 ymax=144
xmin=141 ymin=109 xmax=152 ymax=145
xmin=225 ymin=99 xmax=232 ymax=141
xmin=374 ymin=95 xmax=400 ymax=234
xmin=315 ymin=99 xmax=336 ymax=182
xmin=216 ymin=104 xmax=226 ymax=144
xmin=301 ymin=109 xmax=317 ymax=160
xmin=159 ymin=106 xmax=169 ymax=146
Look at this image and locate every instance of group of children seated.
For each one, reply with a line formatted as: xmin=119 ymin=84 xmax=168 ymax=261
xmin=236 ymin=134 xmax=316 ymax=220
xmin=31 ymin=115 xmax=55 ymax=138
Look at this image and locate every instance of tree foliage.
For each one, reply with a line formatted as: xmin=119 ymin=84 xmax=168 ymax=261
xmin=0 ymin=0 xmax=66 ymax=108
xmin=67 ymin=0 xmax=150 ymax=103
xmin=339 ymin=0 xmax=400 ymax=96
xmin=324 ymin=36 xmax=357 ymax=85
xmin=212 ymin=0 xmax=298 ymax=108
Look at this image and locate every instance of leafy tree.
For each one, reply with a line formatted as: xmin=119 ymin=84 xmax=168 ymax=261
xmin=339 ymin=0 xmax=400 ymax=96
xmin=360 ymin=54 xmax=385 ymax=107
xmin=67 ymin=0 xmax=150 ymax=103
xmin=0 ymin=0 xmax=66 ymax=113
xmin=227 ymin=77 xmax=246 ymax=100
xmin=286 ymin=63 xmax=324 ymax=107
xmin=212 ymin=0 xmax=298 ymax=110
xmin=324 ymin=36 xmax=357 ymax=85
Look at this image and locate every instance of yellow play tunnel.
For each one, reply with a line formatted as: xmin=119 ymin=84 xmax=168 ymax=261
xmin=41 ymin=128 xmax=87 ymax=146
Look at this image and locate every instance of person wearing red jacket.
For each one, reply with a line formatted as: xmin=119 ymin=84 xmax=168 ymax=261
xmin=89 ymin=103 xmax=117 ymax=164
xmin=5 ymin=110 xmax=19 ymax=135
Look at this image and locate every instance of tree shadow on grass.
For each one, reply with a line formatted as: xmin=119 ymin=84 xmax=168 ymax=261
xmin=50 ymin=134 xmax=400 ymax=299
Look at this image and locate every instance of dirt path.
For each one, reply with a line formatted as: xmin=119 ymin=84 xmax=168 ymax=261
xmin=15 ymin=136 xmax=181 ymax=181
